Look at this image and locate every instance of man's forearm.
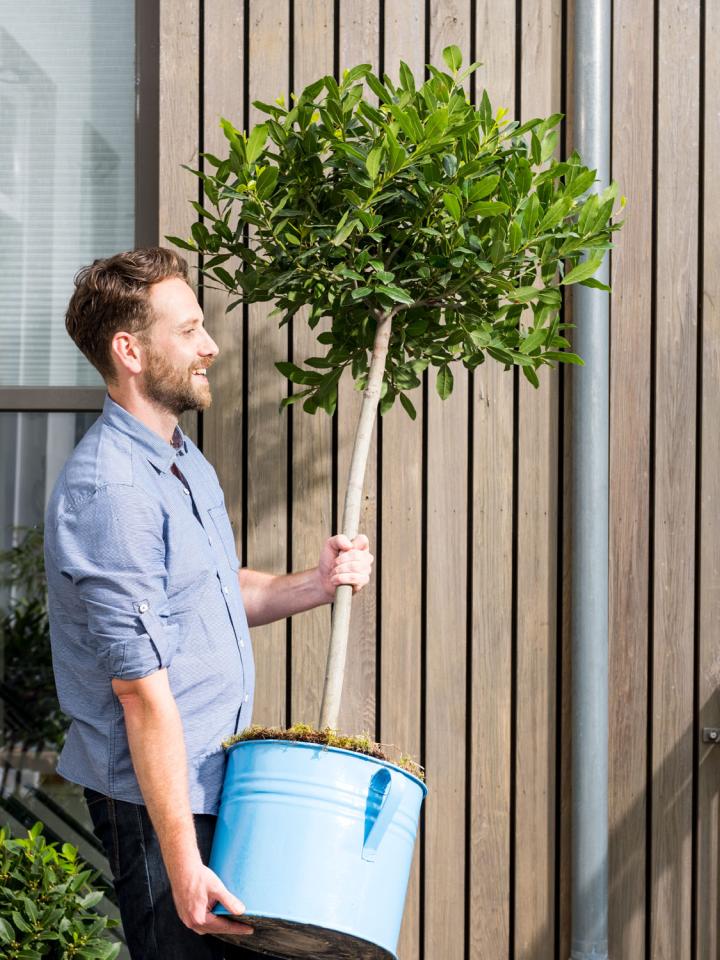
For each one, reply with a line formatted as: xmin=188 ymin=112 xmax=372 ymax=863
xmin=239 ymin=567 xmax=330 ymax=628
xmin=117 ymin=674 xmax=201 ymax=880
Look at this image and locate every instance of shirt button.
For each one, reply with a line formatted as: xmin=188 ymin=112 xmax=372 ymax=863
xmin=208 ymin=537 xmax=213 ymax=546
xmin=240 ymin=640 xmax=245 ymax=649
xmin=244 ymin=694 xmax=249 ymax=702
xmin=182 ymin=487 xmax=190 ymax=496
xmin=223 ymin=586 xmax=229 ymax=595
xmin=138 ymin=602 xmax=149 ymax=613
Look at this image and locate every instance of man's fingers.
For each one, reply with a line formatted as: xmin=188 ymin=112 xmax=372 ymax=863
xmin=328 ymin=533 xmax=353 ymax=552
xmin=197 ymin=914 xmax=255 ymax=937
xmin=209 ymin=879 xmax=246 ymax=918
xmin=352 ymin=534 xmax=370 ymax=550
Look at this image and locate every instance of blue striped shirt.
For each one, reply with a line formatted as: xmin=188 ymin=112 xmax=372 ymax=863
xmin=44 ymin=395 xmax=254 ymax=814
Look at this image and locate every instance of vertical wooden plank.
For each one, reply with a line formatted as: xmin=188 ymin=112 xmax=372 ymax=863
xmin=159 ymin=0 xmax=199 ymax=443
xmin=381 ymin=13 xmax=426 ymax=960
xmin=515 ymin=2 xmax=561 ymax=957
xmin=608 ymin=0 xmax=654 ymax=956
xmin=651 ymin=3 xmax=699 ymax=958
xmin=425 ymin=8 xmax=470 ymax=960
xmin=336 ymin=0 xmax=380 ymax=737
xmin=290 ymin=1 xmax=335 ymax=727
xmin=697 ymin=3 xmax=720 ymax=956
xmin=471 ymin=7 xmax=515 ymax=958
xmin=202 ymin=1 xmax=245 ymax=576
xmin=246 ymin=0 xmax=290 ymax=727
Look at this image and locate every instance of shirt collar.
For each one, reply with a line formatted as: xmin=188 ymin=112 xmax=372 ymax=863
xmin=102 ymin=394 xmax=187 ymax=473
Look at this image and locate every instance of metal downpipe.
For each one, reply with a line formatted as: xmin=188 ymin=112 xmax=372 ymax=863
xmin=570 ymin=1 xmax=611 ymax=958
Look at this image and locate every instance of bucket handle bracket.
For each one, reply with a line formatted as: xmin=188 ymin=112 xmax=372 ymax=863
xmin=362 ymin=769 xmax=405 ymax=862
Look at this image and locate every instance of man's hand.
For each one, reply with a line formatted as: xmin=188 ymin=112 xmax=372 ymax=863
xmin=317 ymin=534 xmax=374 ymax=601
xmin=171 ymin=861 xmax=254 ymax=937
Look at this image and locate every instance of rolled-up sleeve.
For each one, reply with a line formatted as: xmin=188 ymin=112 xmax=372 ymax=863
xmin=55 ymin=484 xmax=179 ymax=680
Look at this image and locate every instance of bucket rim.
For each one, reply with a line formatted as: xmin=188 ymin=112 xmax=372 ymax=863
xmin=212 ymin=907 xmax=398 ymax=958
xmin=223 ymin=737 xmax=428 ymax=793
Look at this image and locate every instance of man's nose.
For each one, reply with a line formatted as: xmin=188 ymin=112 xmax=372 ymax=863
xmin=202 ymin=331 xmax=220 ymax=357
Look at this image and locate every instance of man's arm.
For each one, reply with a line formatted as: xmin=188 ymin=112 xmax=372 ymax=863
xmin=239 ymin=534 xmax=373 ymax=628
xmin=112 ymin=670 xmax=253 ymax=938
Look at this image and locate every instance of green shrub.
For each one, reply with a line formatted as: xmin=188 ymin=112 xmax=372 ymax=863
xmin=0 ymin=822 xmax=120 ymax=959
xmin=0 ymin=527 xmax=68 ymax=751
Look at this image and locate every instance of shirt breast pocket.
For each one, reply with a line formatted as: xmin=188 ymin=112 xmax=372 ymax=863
xmin=207 ymin=505 xmax=240 ymax=571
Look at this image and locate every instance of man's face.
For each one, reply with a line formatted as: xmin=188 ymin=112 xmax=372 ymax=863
xmin=140 ymin=277 xmax=219 ymax=417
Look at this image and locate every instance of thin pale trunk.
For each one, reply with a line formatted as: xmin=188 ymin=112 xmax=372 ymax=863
xmin=318 ymin=310 xmax=394 ymax=730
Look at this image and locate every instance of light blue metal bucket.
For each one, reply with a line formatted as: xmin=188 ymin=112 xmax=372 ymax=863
xmin=210 ymin=739 xmax=427 ymax=958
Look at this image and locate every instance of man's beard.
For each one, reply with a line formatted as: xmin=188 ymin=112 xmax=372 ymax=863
xmin=140 ymin=344 xmax=214 ymax=417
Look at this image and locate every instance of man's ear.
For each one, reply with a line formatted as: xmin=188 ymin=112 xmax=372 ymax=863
xmin=111 ymin=331 xmax=144 ymax=376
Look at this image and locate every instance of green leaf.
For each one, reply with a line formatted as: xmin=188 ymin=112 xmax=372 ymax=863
xmin=399 ymin=392 xmax=417 ymax=420
xmin=538 ymin=196 xmax=573 ymax=231
xmin=523 ymin=365 xmax=540 ymax=388
xmin=365 ymin=73 xmax=393 ymax=104
xmin=579 ymin=276 xmax=611 ymax=292
xmin=342 ymin=63 xmax=372 ymax=88
xmin=275 ymin=361 xmax=322 ymax=385
xmin=332 ymin=219 xmax=360 ymax=246
xmin=0 ymin=918 xmax=12 ymax=944
xmin=577 ymin=193 xmax=599 ymax=234
xmin=280 ymin=389 xmax=313 ymax=410
xmin=442 ymin=192 xmax=461 ymax=222
xmin=468 ymin=174 xmax=500 ymax=200
xmin=509 ymin=286 xmax=540 ymax=303
xmin=436 ymin=364 xmax=454 ymax=399
xmin=519 ymin=327 xmax=547 ymax=354
xmin=561 ymin=251 xmax=605 ymax=285
xmin=564 ymin=167 xmax=597 ymax=200
xmin=425 ymin=107 xmax=449 ymax=141
xmin=442 ymin=154 xmax=459 ymax=178
xmin=376 ymin=285 xmax=415 ymax=305
xmin=246 ymin=123 xmax=269 ymax=165
xmin=256 ymin=166 xmax=279 ymax=199
xmin=467 ymin=200 xmax=509 ymax=216
xmin=544 ymin=350 xmax=584 ymax=365
xmin=166 ymin=235 xmax=197 ymax=252
xmin=442 ymin=45 xmax=463 ymax=72
xmin=541 ymin=130 xmax=558 ymax=163
xmin=350 ymin=286 xmax=374 ymax=300
xmin=12 ymin=910 xmax=31 ymax=932
xmin=79 ymin=890 xmax=105 ymax=909
xmin=399 ymin=60 xmax=416 ymax=94
xmin=366 ymin=146 xmax=383 ymax=180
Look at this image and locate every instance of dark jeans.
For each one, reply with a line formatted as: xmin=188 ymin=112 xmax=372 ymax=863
xmin=84 ymin=788 xmax=262 ymax=960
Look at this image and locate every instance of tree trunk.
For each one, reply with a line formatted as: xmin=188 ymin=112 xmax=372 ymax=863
xmin=318 ymin=311 xmax=394 ymax=730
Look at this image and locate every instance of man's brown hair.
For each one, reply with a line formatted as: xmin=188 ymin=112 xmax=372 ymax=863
xmin=65 ymin=247 xmax=189 ymax=382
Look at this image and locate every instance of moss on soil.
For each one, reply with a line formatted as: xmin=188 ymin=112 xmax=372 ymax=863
xmin=222 ymin=722 xmax=425 ymax=782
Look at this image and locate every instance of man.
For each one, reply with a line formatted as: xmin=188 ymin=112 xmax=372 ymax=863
xmin=44 ymin=247 xmax=373 ymax=959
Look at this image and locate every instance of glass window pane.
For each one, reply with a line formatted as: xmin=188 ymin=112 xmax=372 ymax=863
xmin=0 ymin=1 xmax=135 ymax=387
xmin=0 ymin=411 xmax=100 ymax=556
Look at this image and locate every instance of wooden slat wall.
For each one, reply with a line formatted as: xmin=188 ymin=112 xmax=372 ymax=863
xmin=698 ymin=4 xmax=720 ymax=957
xmin=202 ymin=0 xmax=245 ymax=591
xmin=336 ymin=0 xmax=381 ymax=739
xmin=156 ymin=1 xmax=715 ymax=956
xmin=471 ymin=6 xmax=515 ymax=958
xmin=159 ymin=0 xmax=200 ymax=445
xmin=608 ymin=0 xmax=654 ymax=956
xmin=424 ymin=6 xmax=471 ymax=956
xmin=381 ymin=8 xmax=425 ymax=959
xmin=289 ymin=0 xmax=335 ymax=732
xmin=652 ymin=2 xmax=700 ymax=958
xmin=246 ymin=0 xmax=290 ymax=729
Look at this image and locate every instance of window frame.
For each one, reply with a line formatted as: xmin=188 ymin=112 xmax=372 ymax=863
xmin=0 ymin=0 xmax=159 ymax=414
